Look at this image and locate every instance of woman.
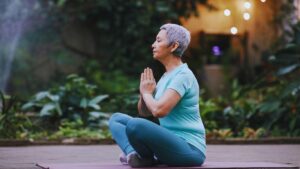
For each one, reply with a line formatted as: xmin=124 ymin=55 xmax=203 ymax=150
xmin=109 ymin=23 xmax=206 ymax=167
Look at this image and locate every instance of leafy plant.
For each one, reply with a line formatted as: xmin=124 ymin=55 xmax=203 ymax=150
xmin=82 ymin=60 xmax=139 ymax=94
xmin=48 ymin=119 xmax=111 ymax=140
xmin=28 ymin=119 xmax=111 ymax=140
xmin=199 ymin=95 xmax=222 ymax=131
xmin=256 ymin=22 xmax=300 ymax=136
xmin=41 ymin=0 xmax=212 ymax=75
xmin=0 ymin=91 xmax=33 ymax=139
xmin=22 ymin=74 xmax=109 ymax=129
xmin=81 ymin=60 xmax=140 ymax=115
xmin=206 ymin=129 xmax=233 ymax=139
xmin=200 ymin=81 xmax=259 ymax=136
xmin=242 ymin=127 xmax=266 ymax=139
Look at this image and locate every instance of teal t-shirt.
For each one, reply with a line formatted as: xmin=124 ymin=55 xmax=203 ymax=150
xmin=154 ymin=63 xmax=206 ymax=155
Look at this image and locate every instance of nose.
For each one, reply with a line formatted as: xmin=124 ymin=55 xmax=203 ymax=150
xmin=152 ymin=42 xmax=155 ymax=49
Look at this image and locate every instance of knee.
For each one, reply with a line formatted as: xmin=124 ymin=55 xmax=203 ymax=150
xmin=125 ymin=118 xmax=145 ymax=139
xmin=108 ymin=112 xmax=123 ymax=128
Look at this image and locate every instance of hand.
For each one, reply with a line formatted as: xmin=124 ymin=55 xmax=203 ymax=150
xmin=140 ymin=67 xmax=156 ymax=95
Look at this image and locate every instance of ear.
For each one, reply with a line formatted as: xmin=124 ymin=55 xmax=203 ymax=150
xmin=170 ymin=42 xmax=179 ymax=53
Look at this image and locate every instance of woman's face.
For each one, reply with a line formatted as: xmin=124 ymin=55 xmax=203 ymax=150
xmin=152 ymin=30 xmax=173 ymax=60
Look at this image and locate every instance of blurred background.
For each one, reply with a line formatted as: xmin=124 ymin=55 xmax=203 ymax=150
xmin=0 ymin=0 xmax=299 ymax=141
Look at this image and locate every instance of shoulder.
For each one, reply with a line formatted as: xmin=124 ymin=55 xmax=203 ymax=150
xmin=174 ymin=67 xmax=196 ymax=83
xmin=168 ymin=67 xmax=196 ymax=94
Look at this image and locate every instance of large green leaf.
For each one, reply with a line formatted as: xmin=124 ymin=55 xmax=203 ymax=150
xmin=281 ymin=78 xmax=300 ymax=98
xmin=21 ymin=102 xmax=35 ymax=110
xmin=35 ymin=91 xmax=49 ymax=101
xmin=258 ymin=101 xmax=281 ymax=113
xmin=89 ymin=111 xmax=110 ymax=119
xmin=80 ymin=98 xmax=88 ymax=108
xmin=277 ymin=44 xmax=300 ymax=54
xmin=272 ymin=54 xmax=300 ymax=65
xmin=47 ymin=94 xmax=59 ymax=102
xmin=88 ymin=104 xmax=100 ymax=110
xmin=55 ymin=102 xmax=63 ymax=116
xmin=89 ymin=95 xmax=109 ymax=105
xmin=277 ymin=64 xmax=299 ymax=76
xmin=40 ymin=103 xmax=56 ymax=116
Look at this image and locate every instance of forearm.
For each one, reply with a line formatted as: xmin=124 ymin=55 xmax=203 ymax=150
xmin=142 ymin=93 xmax=163 ymax=117
xmin=137 ymin=96 xmax=152 ymax=117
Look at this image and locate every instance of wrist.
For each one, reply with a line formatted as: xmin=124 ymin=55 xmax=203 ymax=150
xmin=142 ymin=93 xmax=153 ymax=99
xmin=142 ymin=93 xmax=152 ymax=96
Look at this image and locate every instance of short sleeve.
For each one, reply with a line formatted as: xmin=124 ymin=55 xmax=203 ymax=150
xmin=167 ymin=72 xmax=192 ymax=97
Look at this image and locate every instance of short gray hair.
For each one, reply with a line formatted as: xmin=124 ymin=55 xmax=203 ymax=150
xmin=160 ymin=23 xmax=191 ymax=57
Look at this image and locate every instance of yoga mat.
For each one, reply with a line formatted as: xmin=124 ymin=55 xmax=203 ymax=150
xmin=35 ymin=161 xmax=299 ymax=169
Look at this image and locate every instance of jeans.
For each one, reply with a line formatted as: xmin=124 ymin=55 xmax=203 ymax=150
xmin=108 ymin=112 xmax=205 ymax=166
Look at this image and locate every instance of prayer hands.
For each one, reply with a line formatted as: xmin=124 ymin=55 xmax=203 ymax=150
xmin=140 ymin=67 xmax=156 ymax=95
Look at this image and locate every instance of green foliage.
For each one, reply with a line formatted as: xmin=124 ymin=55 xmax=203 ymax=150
xmin=272 ymin=0 xmax=298 ymax=50
xmin=22 ymin=74 xmax=109 ymax=129
xmin=241 ymin=127 xmax=267 ymax=139
xmin=206 ymin=128 xmax=233 ymax=139
xmin=81 ymin=60 xmax=140 ymax=115
xmin=49 ymin=119 xmax=111 ymax=140
xmin=201 ymin=81 xmax=259 ymax=136
xmin=28 ymin=119 xmax=111 ymax=140
xmin=81 ymin=60 xmax=139 ymax=94
xmin=257 ymin=22 xmax=300 ymax=136
xmin=0 ymin=91 xmax=33 ymax=139
xmin=199 ymin=96 xmax=222 ymax=131
xmin=102 ymin=93 xmax=140 ymax=116
xmin=43 ymin=0 xmax=210 ymax=75
xmin=201 ymin=22 xmax=300 ymax=137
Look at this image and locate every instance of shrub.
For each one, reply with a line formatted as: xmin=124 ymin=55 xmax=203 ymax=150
xmin=0 ymin=91 xmax=33 ymax=139
xmin=22 ymin=74 xmax=109 ymax=129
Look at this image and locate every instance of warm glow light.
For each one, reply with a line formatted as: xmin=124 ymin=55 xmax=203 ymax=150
xmin=224 ymin=9 xmax=231 ymax=16
xmin=230 ymin=27 xmax=238 ymax=35
xmin=243 ymin=12 xmax=251 ymax=20
xmin=260 ymin=0 xmax=266 ymax=2
xmin=244 ymin=2 xmax=251 ymax=9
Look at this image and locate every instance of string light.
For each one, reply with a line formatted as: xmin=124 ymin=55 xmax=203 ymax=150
xmin=230 ymin=27 xmax=238 ymax=34
xmin=244 ymin=2 xmax=251 ymax=9
xmin=243 ymin=12 xmax=251 ymax=20
xmin=224 ymin=9 xmax=231 ymax=16
xmin=226 ymin=1 xmax=255 ymax=35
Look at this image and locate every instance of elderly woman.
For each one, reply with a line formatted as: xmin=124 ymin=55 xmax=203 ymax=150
xmin=109 ymin=23 xmax=206 ymax=167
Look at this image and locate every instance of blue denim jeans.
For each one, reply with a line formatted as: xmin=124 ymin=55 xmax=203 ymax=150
xmin=108 ymin=112 xmax=205 ymax=166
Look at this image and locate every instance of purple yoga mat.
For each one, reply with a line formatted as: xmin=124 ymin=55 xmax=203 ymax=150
xmin=35 ymin=162 xmax=298 ymax=169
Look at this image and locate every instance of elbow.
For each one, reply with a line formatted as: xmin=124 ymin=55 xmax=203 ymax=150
xmin=152 ymin=111 xmax=163 ymax=118
xmin=152 ymin=107 xmax=168 ymax=118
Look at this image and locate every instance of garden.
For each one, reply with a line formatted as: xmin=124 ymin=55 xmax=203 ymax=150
xmin=0 ymin=0 xmax=299 ymax=145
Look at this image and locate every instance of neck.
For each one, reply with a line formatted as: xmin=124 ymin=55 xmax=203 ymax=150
xmin=160 ymin=54 xmax=183 ymax=72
